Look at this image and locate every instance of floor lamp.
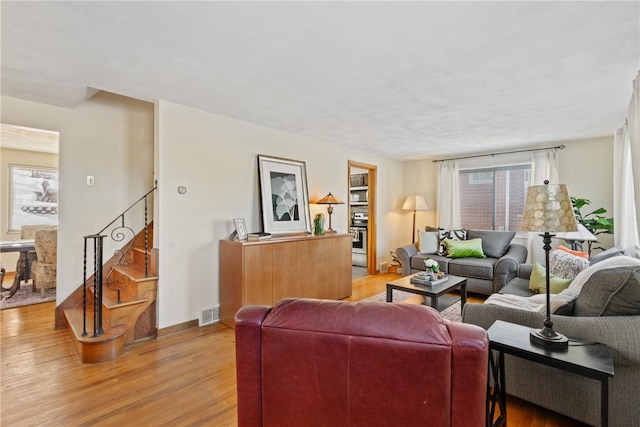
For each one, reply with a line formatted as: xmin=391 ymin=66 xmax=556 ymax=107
xmin=402 ymin=195 xmax=429 ymax=243
xmin=521 ymin=180 xmax=577 ymax=349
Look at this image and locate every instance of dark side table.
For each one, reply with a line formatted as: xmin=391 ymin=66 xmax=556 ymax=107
xmin=487 ymin=320 xmax=614 ymax=427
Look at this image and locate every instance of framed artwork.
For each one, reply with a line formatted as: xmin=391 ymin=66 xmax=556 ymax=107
xmin=233 ymin=218 xmax=248 ymax=240
xmin=257 ymin=154 xmax=311 ymax=235
xmin=9 ymin=164 xmax=59 ymax=232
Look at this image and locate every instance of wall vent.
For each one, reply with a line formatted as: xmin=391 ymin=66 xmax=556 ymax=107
xmin=380 ymin=262 xmax=388 ymax=273
xmin=199 ymin=305 xmax=219 ymax=327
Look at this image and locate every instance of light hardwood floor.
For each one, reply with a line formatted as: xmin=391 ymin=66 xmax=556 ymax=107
xmin=1 ymin=273 xmax=587 ymax=426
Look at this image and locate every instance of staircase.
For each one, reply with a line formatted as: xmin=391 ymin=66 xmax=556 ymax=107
xmin=55 ymin=185 xmax=158 ymax=364
xmin=62 ymin=227 xmax=158 ymax=363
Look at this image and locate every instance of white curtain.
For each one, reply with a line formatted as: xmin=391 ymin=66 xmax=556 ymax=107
xmin=437 ymin=162 xmax=460 ymax=229
xmin=530 ymin=149 xmax=559 ymax=186
xmin=615 ymin=71 xmax=640 ymax=258
xmin=613 ymin=123 xmax=639 ymax=256
xmin=630 ymin=72 xmax=640 ymax=256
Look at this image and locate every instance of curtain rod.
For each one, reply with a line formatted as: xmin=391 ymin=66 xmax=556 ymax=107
xmin=432 ymin=144 xmax=565 ymax=163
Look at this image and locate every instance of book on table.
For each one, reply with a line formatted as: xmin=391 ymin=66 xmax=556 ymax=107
xmin=248 ymin=232 xmax=272 ymax=241
xmin=410 ymin=274 xmax=448 ymax=286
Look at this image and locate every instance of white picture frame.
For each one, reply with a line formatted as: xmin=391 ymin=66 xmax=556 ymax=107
xmin=233 ymin=218 xmax=248 ymax=240
xmin=257 ymin=154 xmax=311 ymax=235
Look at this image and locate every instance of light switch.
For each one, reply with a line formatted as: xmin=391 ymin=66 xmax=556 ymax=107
xmin=87 ymin=176 xmax=95 ymax=186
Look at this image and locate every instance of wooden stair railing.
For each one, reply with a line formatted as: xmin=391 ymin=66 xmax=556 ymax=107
xmin=59 ymin=184 xmax=158 ymax=364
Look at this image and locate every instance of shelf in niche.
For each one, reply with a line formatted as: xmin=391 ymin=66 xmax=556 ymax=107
xmin=350 ymin=202 xmax=368 ymax=206
xmin=351 ymin=186 xmax=368 ymax=191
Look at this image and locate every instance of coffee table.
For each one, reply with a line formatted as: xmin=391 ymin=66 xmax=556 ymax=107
xmin=386 ymin=273 xmax=467 ymax=314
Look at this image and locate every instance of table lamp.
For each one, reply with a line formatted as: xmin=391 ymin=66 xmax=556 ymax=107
xmin=402 ymin=195 xmax=429 ymax=243
xmin=521 ymin=180 xmax=577 ymax=349
xmin=316 ymin=192 xmax=344 ymax=234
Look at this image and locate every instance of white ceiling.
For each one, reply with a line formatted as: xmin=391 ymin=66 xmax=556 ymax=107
xmin=1 ymin=1 xmax=638 ymax=160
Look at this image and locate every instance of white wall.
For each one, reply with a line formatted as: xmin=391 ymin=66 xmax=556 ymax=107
xmin=1 ymin=93 xmax=155 ymax=303
xmin=155 ymin=100 xmax=404 ymax=328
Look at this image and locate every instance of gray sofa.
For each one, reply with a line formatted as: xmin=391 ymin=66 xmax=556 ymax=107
xmin=463 ymin=253 xmax=640 ymax=427
xmin=396 ymin=229 xmax=528 ymax=296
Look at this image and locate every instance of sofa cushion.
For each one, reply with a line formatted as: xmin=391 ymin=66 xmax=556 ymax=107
xmin=499 ymin=277 xmax=535 ymax=297
xmin=549 ymin=250 xmax=590 ymax=280
xmin=411 ymin=253 xmax=451 ymax=274
xmin=418 ymin=230 xmax=439 ymax=255
xmin=528 ymin=262 xmax=572 ymax=294
xmin=466 ymin=230 xmax=515 ymax=259
xmin=444 ymin=238 xmax=485 ymax=259
xmin=438 ymin=229 xmax=467 ymax=255
xmin=449 ymin=257 xmax=496 ymax=280
xmin=574 ymin=267 xmax=640 ymax=316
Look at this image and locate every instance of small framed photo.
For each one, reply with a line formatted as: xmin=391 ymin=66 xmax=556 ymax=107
xmin=257 ymin=154 xmax=311 ymax=235
xmin=233 ymin=218 xmax=248 ymax=240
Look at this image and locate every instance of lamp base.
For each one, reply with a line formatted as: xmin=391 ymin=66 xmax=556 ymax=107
xmin=530 ymin=327 xmax=569 ymax=350
xmin=325 ymin=228 xmax=337 ymax=234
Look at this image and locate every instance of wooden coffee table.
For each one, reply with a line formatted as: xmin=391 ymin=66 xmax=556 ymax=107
xmin=386 ymin=273 xmax=467 ymax=314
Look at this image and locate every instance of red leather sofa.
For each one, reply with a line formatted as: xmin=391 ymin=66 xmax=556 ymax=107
xmin=235 ymin=298 xmax=489 ymax=427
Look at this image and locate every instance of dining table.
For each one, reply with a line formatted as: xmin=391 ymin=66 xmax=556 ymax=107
xmin=0 ymin=239 xmax=35 ymax=300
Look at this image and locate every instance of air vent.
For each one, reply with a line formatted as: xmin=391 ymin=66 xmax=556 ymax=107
xmin=199 ymin=305 xmax=219 ymax=327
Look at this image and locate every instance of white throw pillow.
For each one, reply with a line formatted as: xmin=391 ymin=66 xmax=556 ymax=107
xmin=418 ymin=231 xmax=439 ymax=254
xmin=549 ymin=249 xmax=590 ymax=279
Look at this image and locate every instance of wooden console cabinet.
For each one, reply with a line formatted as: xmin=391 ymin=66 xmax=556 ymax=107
xmin=219 ymin=233 xmax=352 ymax=328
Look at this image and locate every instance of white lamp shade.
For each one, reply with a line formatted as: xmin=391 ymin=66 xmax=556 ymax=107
xmin=556 ymin=223 xmax=598 ymax=242
xmin=402 ymin=195 xmax=429 ymax=211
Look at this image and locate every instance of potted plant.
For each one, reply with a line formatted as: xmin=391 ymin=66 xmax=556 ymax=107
xmin=389 ymin=250 xmax=401 ymax=273
xmin=570 ymin=197 xmax=614 ymax=254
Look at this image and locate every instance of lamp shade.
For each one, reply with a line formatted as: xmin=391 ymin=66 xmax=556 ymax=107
xmin=521 ymin=182 xmax=577 ymax=233
xmin=316 ymin=192 xmax=344 ymax=205
xmin=555 ymin=223 xmax=597 ymax=242
xmin=402 ymin=195 xmax=429 ymax=211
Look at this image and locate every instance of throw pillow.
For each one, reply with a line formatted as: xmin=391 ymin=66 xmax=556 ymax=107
xmin=444 ymin=238 xmax=485 ymax=259
xmin=556 ymin=244 xmax=588 ymax=259
xmin=418 ymin=231 xmax=439 ymax=255
xmin=438 ymin=229 xmax=467 ymax=255
xmin=574 ymin=267 xmax=640 ymax=316
xmin=466 ymin=230 xmax=515 ymax=259
xmin=549 ymin=249 xmax=590 ymax=279
xmin=528 ymin=262 xmax=572 ymax=294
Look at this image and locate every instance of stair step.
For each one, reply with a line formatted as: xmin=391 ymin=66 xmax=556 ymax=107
xmin=114 ymin=263 xmax=158 ymax=282
xmin=64 ymin=307 xmax=127 ymax=364
xmin=88 ymin=284 xmax=147 ymax=310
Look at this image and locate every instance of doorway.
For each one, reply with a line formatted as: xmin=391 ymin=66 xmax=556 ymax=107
xmin=0 ymin=124 xmax=59 ymax=307
xmin=348 ymin=161 xmax=377 ymax=277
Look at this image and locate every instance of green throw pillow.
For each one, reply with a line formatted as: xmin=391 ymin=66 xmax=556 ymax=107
xmin=529 ymin=262 xmax=572 ymax=294
xmin=444 ymin=238 xmax=485 ymax=259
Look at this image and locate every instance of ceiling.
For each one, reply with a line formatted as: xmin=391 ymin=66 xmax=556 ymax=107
xmin=1 ymin=1 xmax=638 ymax=160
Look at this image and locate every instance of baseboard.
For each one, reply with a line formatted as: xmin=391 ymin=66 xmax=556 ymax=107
xmin=157 ymin=319 xmax=199 ymax=338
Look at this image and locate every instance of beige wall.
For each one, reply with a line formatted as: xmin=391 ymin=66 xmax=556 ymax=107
xmin=401 ymin=136 xmax=616 ymax=259
xmin=1 ymin=93 xmax=155 ymax=303
xmin=0 ymin=148 xmax=58 ymax=269
xmin=155 ymin=100 xmax=405 ymax=328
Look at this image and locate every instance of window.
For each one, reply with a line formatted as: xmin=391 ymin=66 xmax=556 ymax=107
xmin=459 ymin=164 xmax=530 ymax=231
xmin=9 ymin=165 xmax=58 ymax=232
